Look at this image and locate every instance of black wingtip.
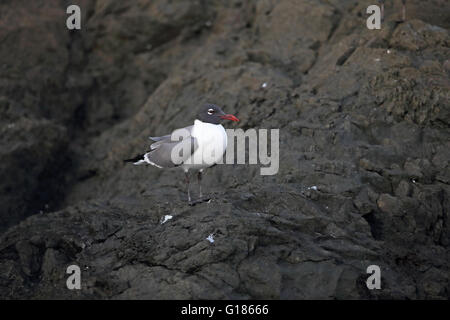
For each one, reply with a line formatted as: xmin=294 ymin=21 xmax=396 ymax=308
xmin=124 ymin=154 xmax=145 ymax=163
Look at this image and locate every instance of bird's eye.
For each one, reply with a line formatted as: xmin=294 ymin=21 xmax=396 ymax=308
xmin=207 ymin=109 xmax=214 ymax=115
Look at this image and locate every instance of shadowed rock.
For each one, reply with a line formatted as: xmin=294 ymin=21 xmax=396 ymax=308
xmin=0 ymin=0 xmax=449 ymax=299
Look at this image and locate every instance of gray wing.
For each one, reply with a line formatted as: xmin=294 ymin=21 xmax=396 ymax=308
xmin=143 ymin=125 xmax=197 ymax=168
xmin=149 ymin=125 xmax=193 ymax=150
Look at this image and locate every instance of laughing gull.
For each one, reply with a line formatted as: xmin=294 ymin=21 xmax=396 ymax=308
xmin=125 ymin=104 xmax=239 ymax=205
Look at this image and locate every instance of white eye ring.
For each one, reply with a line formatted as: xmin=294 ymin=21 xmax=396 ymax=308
xmin=207 ymin=109 xmax=214 ymax=115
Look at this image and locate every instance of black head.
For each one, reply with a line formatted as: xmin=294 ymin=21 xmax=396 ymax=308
xmin=197 ymin=104 xmax=239 ymax=124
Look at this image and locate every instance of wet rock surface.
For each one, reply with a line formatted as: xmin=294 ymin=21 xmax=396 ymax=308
xmin=0 ymin=0 xmax=449 ymax=299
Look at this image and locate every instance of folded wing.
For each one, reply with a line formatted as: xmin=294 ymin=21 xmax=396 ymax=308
xmin=142 ymin=125 xmax=197 ymax=168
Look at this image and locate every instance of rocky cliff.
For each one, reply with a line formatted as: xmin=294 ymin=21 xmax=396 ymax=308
xmin=0 ymin=0 xmax=449 ymax=299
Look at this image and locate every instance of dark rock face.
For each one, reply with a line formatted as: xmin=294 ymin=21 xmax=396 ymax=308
xmin=0 ymin=0 xmax=449 ymax=299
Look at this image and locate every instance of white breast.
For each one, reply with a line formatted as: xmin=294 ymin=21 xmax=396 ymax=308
xmin=181 ymin=119 xmax=227 ymax=171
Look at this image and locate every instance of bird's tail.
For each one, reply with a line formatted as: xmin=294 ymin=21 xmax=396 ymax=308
xmin=123 ymin=154 xmax=145 ymax=164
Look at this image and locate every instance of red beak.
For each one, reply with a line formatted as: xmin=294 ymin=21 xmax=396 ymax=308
xmin=220 ymin=114 xmax=239 ymax=122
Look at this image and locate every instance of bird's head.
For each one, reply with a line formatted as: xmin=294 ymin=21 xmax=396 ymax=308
xmin=197 ymin=104 xmax=239 ymax=124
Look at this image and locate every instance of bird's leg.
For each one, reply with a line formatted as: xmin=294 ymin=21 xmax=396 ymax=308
xmin=188 ymin=171 xmax=211 ymax=206
xmin=197 ymin=170 xmax=211 ymax=203
xmin=378 ymin=0 xmax=385 ymax=21
xmin=401 ymin=0 xmax=406 ymax=21
xmin=185 ymin=171 xmax=191 ymax=203
xmin=198 ymin=170 xmax=203 ymax=198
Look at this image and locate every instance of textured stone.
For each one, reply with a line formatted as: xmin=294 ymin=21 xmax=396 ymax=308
xmin=0 ymin=0 xmax=449 ymax=299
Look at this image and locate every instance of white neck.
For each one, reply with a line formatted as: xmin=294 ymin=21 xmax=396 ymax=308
xmin=194 ymin=119 xmax=220 ymax=126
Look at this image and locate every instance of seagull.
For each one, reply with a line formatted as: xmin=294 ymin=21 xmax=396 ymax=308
xmin=378 ymin=0 xmax=406 ymax=21
xmin=125 ymin=104 xmax=239 ymax=206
